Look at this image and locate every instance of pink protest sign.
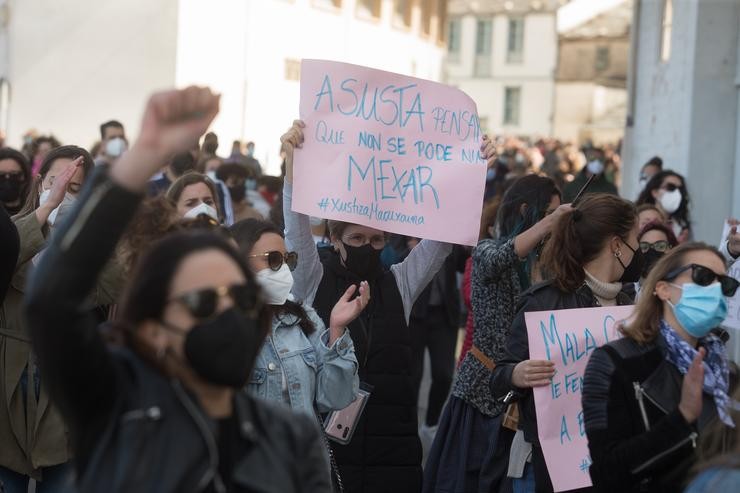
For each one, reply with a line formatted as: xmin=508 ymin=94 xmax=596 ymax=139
xmin=525 ymin=305 xmax=634 ymax=492
xmin=292 ymin=59 xmax=486 ymax=246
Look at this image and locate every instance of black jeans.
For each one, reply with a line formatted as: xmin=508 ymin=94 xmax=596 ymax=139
xmin=410 ymin=306 xmax=458 ymax=427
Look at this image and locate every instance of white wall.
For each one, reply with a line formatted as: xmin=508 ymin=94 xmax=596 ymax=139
xmin=176 ymin=0 xmax=445 ymax=174
xmin=445 ymin=12 xmax=557 ymax=137
xmin=5 ymin=0 xmax=179 ymax=148
xmin=623 ymin=0 xmax=739 ymax=243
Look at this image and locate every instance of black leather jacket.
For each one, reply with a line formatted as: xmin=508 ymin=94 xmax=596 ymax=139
xmin=24 ymin=168 xmax=331 ymax=493
xmin=582 ymin=335 xmax=718 ymax=493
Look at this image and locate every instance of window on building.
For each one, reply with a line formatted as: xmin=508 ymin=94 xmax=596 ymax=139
xmin=356 ymin=0 xmax=381 ymax=19
xmin=474 ymin=19 xmax=493 ymax=77
xmin=393 ymin=0 xmax=412 ymax=27
xmin=595 ymin=46 xmax=610 ymax=72
xmin=448 ymin=18 xmax=461 ymax=61
xmin=503 ymin=87 xmax=521 ymax=125
xmin=421 ymin=0 xmax=433 ymax=36
xmin=284 ymin=59 xmax=301 ymax=81
xmin=660 ymin=0 xmax=673 ymax=62
xmin=312 ymin=0 xmax=342 ymax=10
xmin=436 ymin=0 xmax=447 ymax=43
xmin=507 ymin=17 xmax=524 ymax=63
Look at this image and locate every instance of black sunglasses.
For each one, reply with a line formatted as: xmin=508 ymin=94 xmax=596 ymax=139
xmin=170 ymin=284 xmax=260 ymax=320
xmin=661 ymin=183 xmax=681 ymax=192
xmin=248 ymin=251 xmax=298 ymax=272
xmin=665 ymin=263 xmax=739 ymax=297
xmin=639 ymin=240 xmax=671 ymax=253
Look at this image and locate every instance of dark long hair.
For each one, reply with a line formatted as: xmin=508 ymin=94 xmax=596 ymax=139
xmin=541 ymin=193 xmax=636 ymax=292
xmin=230 ymin=218 xmax=316 ymax=335
xmin=117 ymin=231 xmax=270 ymax=367
xmin=496 ymin=174 xmax=560 ymax=239
xmin=16 ymin=145 xmax=95 ymax=218
xmin=636 ymin=170 xmax=691 ymax=227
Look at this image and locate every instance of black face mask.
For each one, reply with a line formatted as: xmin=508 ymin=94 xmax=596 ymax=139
xmin=227 ymin=184 xmax=246 ymax=203
xmin=342 ymin=242 xmax=382 ymax=280
xmin=0 ymin=175 xmax=22 ymax=204
xmin=166 ymin=307 xmax=263 ymax=388
xmin=617 ymin=240 xmax=645 ymax=284
xmin=641 ymin=249 xmax=664 ymax=279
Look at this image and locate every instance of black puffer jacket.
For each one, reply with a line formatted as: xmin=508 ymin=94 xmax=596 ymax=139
xmin=24 ymin=168 xmax=331 ymax=493
xmin=582 ymin=334 xmax=718 ymax=493
xmin=313 ymin=254 xmax=422 ymax=493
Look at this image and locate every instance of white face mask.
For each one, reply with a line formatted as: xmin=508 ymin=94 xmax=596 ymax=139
xmin=255 ymin=264 xmax=294 ymax=305
xmin=39 ymin=189 xmax=76 ymax=225
xmin=659 ymin=188 xmax=682 ymax=214
xmin=184 ymin=202 xmax=218 ymax=221
xmin=638 ymin=177 xmax=648 ymax=190
xmin=105 ymin=137 xmax=127 ymax=158
xmin=206 ymin=171 xmax=218 ymax=182
xmin=587 ymin=159 xmax=604 ymax=175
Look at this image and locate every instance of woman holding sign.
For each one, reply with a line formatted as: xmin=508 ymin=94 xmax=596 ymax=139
xmin=425 ymin=174 xmax=571 ymax=493
xmin=281 ymin=120 xmax=465 ymax=492
xmin=491 ymin=194 xmax=639 ymax=492
xmin=583 ymin=242 xmax=736 ymax=493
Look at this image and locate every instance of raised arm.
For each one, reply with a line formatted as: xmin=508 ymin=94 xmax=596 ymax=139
xmin=281 ymin=120 xmax=324 ymax=305
xmin=391 ymin=239 xmax=452 ymax=323
xmin=24 ymin=86 xmax=220 ymax=435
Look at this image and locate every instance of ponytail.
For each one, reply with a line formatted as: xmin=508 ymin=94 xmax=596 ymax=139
xmin=541 ymin=194 xmax=636 ymax=292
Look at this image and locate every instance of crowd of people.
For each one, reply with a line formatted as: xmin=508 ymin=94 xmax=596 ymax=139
xmin=0 ymin=86 xmax=738 ymax=493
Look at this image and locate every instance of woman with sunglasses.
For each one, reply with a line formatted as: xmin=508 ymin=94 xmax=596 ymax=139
xmin=635 ymin=221 xmax=678 ymax=288
xmin=230 ymin=218 xmax=364 ymax=417
xmin=637 ymin=170 xmax=692 ymax=243
xmin=491 ymin=193 xmax=639 ymax=492
xmin=583 ymin=243 xmax=737 ymax=493
xmin=23 ymin=87 xmax=333 ymax=493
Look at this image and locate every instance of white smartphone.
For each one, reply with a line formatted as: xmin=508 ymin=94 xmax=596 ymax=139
xmin=324 ymin=388 xmax=371 ymax=445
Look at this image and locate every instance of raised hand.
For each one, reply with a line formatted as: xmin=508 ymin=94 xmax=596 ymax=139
xmin=111 ymin=86 xmax=220 ymax=191
xmin=679 ymin=347 xmax=705 ymax=423
xmin=480 ymin=135 xmax=497 ymax=169
xmin=329 ymin=281 xmax=371 ymax=343
xmin=36 ymin=157 xmax=82 ymax=225
xmin=281 ymin=120 xmax=305 ymax=184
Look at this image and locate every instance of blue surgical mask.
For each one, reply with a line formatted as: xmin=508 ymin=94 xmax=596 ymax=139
xmin=668 ymin=282 xmax=728 ymax=338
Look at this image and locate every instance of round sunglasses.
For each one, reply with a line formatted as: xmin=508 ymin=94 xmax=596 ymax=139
xmin=248 ymin=251 xmax=298 ymax=272
xmin=665 ymin=263 xmax=740 ymax=297
xmin=639 ymin=240 xmax=671 ymax=253
xmin=170 ymin=283 xmax=260 ymax=320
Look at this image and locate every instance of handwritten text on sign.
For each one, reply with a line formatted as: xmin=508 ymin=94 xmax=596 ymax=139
xmin=526 ymin=306 xmax=634 ymax=492
xmin=292 ymin=59 xmax=486 ymax=246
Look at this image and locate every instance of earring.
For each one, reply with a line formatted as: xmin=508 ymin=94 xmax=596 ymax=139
xmin=614 ymin=250 xmax=622 ymax=258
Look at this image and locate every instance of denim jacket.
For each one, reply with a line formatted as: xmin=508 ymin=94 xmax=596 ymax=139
xmin=248 ymin=305 xmax=359 ymax=415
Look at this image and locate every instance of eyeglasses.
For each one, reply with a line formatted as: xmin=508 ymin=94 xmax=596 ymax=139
xmin=248 ymin=251 xmax=298 ymax=271
xmin=661 ymin=183 xmax=681 ymax=192
xmin=343 ymin=233 xmax=386 ymax=250
xmin=170 ymin=284 xmax=260 ymax=320
xmin=0 ymin=172 xmax=24 ymax=181
xmin=665 ymin=263 xmax=740 ymax=297
xmin=639 ymin=240 xmax=671 ymax=253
